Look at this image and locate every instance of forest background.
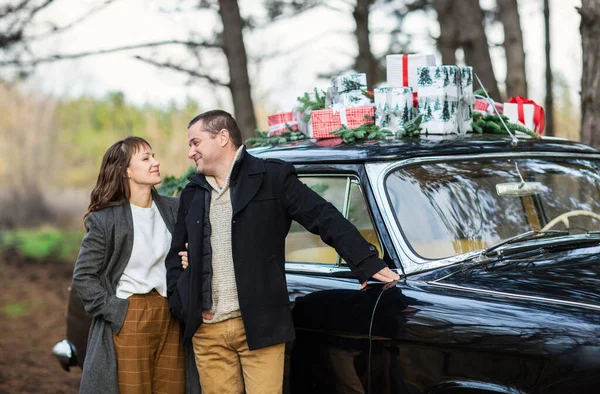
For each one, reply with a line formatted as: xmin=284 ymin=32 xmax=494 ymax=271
xmin=2 ymin=1 xmax=600 ymax=391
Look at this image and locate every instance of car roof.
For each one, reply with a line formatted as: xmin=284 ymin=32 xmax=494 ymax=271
xmin=249 ymin=134 xmax=599 ymax=164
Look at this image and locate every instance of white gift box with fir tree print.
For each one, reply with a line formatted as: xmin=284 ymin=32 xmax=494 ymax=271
xmin=331 ymin=73 xmax=367 ymax=96
xmin=386 ymin=53 xmax=436 ymax=88
xmin=416 ymin=65 xmax=474 ymax=135
xmin=333 ymin=90 xmax=373 ymax=107
xmin=374 ymin=87 xmax=414 ymax=132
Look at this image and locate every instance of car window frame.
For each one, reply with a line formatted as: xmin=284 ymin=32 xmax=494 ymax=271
xmin=284 ymin=164 xmax=387 ymax=277
xmin=366 ymin=151 xmax=600 ymax=276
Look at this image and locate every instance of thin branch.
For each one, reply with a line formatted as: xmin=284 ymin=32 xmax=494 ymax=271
xmin=248 ymin=34 xmax=328 ymax=61
xmin=134 ymin=55 xmax=230 ymax=87
xmin=25 ymin=0 xmax=117 ymax=40
xmin=0 ymin=40 xmax=222 ymax=66
xmin=20 ymin=0 xmax=55 ymax=26
xmin=0 ymin=0 xmax=33 ymax=19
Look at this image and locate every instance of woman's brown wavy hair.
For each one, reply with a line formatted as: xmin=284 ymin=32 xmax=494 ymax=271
xmin=84 ymin=136 xmax=152 ymax=225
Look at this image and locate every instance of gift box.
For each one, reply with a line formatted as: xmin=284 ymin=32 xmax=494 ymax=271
xmin=331 ymin=73 xmax=367 ymax=96
xmin=304 ymin=106 xmax=375 ymax=139
xmin=331 ymin=90 xmax=373 ymax=107
xmin=416 ymin=65 xmax=474 ymax=135
xmin=267 ymin=112 xmax=298 ymax=136
xmin=374 ymin=87 xmax=414 ymax=132
xmin=503 ymin=96 xmax=545 ymax=136
xmin=474 ymin=97 xmax=504 ymax=115
xmin=386 ymin=53 xmax=436 ymax=88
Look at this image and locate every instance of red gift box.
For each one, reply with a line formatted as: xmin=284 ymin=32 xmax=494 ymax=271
xmin=474 ymin=98 xmax=504 ymax=115
xmin=267 ymin=112 xmax=298 ymax=136
xmin=309 ymin=106 xmax=375 ymax=139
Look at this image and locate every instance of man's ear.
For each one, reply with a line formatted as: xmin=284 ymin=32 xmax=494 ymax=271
xmin=219 ymin=128 xmax=230 ymax=147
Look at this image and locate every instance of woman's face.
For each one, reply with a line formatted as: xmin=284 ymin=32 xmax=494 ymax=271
xmin=127 ymin=144 xmax=161 ymax=187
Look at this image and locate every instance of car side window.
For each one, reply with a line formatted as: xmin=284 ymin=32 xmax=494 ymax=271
xmin=285 ymin=176 xmax=382 ymax=265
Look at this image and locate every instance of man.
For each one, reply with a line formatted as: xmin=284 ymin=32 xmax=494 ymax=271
xmin=165 ymin=110 xmax=400 ymax=394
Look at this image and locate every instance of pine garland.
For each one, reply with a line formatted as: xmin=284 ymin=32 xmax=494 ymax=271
xmin=398 ymin=114 xmax=423 ymax=137
xmin=472 ymin=113 xmax=539 ymax=139
xmin=332 ymin=121 xmax=392 ymax=144
xmin=245 ymin=128 xmax=307 ymax=148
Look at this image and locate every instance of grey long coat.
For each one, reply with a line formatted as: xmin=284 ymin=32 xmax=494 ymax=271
xmin=73 ymin=191 xmax=200 ymax=394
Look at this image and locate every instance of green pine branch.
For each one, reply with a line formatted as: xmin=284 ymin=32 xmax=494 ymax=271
xmin=297 ymin=88 xmax=326 ymax=121
xmin=472 ymin=113 xmax=539 ymax=139
xmin=332 ymin=120 xmax=393 ymax=144
xmin=245 ymin=127 xmax=307 ymax=148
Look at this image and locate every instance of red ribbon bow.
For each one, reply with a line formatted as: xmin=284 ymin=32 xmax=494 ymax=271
xmin=507 ymin=96 xmax=545 ymax=136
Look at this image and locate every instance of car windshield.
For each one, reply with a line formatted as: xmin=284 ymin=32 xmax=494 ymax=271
xmin=385 ymin=157 xmax=600 ymax=260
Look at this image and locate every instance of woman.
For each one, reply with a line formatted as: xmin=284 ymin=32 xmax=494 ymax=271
xmin=73 ymin=136 xmax=186 ymax=394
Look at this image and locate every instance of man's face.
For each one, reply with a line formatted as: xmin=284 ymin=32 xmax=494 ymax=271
xmin=188 ymin=121 xmax=223 ymax=175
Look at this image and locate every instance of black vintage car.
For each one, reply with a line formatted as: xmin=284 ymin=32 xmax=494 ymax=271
xmin=54 ymin=134 xmax=600 ymax=393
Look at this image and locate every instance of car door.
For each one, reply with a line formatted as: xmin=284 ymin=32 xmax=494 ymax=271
xmin=283 ymin=164 xmax=393 ymax=394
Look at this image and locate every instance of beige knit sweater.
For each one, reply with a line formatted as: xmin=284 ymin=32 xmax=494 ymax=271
xmin=203 ymin=146 xmax=244 ymax=324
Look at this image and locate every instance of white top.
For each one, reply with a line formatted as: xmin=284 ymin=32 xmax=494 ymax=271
xmin=116 ymin=202 xmax=171 ymax=299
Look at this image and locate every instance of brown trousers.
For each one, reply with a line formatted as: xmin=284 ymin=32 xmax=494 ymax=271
xmin=113 ymin=290 xmax=185 ymax=394
xmin=192 ymin=316 xmax=285 ymax=394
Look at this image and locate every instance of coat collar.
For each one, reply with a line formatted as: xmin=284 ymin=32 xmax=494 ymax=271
xmin=186 ymin=147 xmax=266 ymax=217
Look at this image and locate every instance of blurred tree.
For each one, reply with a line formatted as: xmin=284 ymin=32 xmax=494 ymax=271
xmin=579 ymin=0 xmax=600 ymax=148
xmin=265 ymin=0 xmax=422 ymax=87
xmin=433 ymin=0 xmax=500 ymax=101
xmin=132 ymin=0 xmax=257 ymax=141
xmin=0 ymin=0 xmax=117 ymax=78
xmin=0 ymin=0 xmax=258 ymax=141
xmin=497 ymin=0 xmax=527 ymax=99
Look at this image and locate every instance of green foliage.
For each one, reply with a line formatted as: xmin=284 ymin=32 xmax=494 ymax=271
xmin=56 ymin=91 xmax=200 ymax=186
xmin=398 ymin=115 xmax=423 ymax=137
xmin=157 ymin=166 xmax=197 ymax=196
xmin=474 ymin=88 xmax=488 ymax=97
xmin=361 ymin=90 xmax=374 ymax=102
xmin=296 ymin=88 xmax=326 ymax=121
xmin=472 ymin=113 xmax=539 ymax=139
xmin=4 ymin=302 xmax=28 ymax=317
xmin=245 ymin=128 xmax=307 ymax=148
xmin=1 ymin=228 xmax=85 ymax=261
xmin=332 ymin=118 xmax=393 ymax=144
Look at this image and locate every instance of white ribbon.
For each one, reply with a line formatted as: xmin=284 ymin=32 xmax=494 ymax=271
xmin=331 ymin=104 xmax=348 ymax=126
xmin=267 ymin=121 xmax=298 ymax=136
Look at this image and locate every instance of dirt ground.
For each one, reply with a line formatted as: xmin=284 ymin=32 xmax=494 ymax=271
xmin=0 ymin=253 xmax=81 ymax=394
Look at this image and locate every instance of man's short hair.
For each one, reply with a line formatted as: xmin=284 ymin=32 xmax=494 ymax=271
xmin=188 ymin=110 xmax=243 ymax=148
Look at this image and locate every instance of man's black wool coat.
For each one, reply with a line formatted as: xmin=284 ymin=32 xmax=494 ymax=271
xmin=165 ymin=148 xmax=386 ymax=350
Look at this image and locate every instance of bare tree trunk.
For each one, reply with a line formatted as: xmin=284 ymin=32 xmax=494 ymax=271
xmin=543 ymin=0 xmax=554 ymax=136
xmin=219 ymin=0 xmax=256 ymax=142
xmin=434 ymin=0 xmax=500 ymax=100
xmin=454 ymin=0 xmax=500 ymax=101
xmin=579 ymin=0 xmax=600 ymax=148
xmin=353 ymin=0 xmax=382 ymax=87
xmin=498 ymin=0 xmax=527 ymax=98
xmin=433 ymin=0 xmax=457 ymax=65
